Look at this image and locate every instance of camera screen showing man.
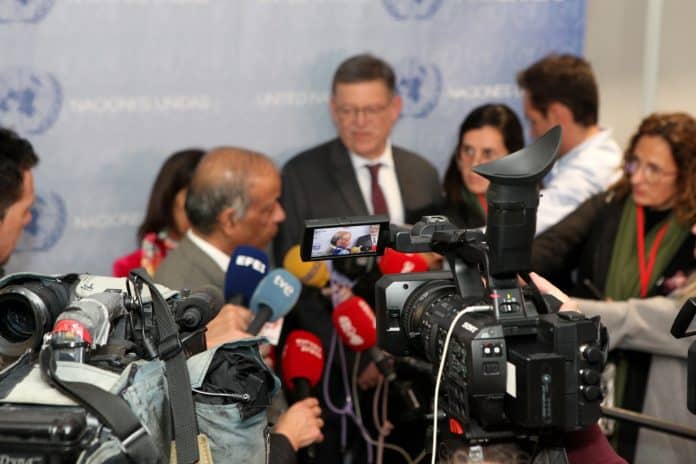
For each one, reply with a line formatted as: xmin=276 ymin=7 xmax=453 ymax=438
xmin=308 ymin=224 xmax=382 ymax=259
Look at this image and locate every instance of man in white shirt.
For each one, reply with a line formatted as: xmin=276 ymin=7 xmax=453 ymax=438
xmin=516 ymin=53 xmax=622 ymax=235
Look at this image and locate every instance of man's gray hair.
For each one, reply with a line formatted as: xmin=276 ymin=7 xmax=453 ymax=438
xmin=184 ymin=148 xmax=273 ymax=235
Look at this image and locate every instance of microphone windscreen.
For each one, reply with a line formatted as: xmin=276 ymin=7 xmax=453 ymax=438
xmin=186 ymin=285 xmax=225 ymax=326
xmin=283 ymin=245 xmax=330 ymax=288
xmin=332 ymin=295 xmax=376 ymax=352
xmin=225 ymin=246 xmax=269 ymax=305
xmin=378 ymin=248 xmax=429 ymax=275
xmin=249 ymin=269 xmax=301 ymax=321
xmin=282 ymin=330 xmax=324 ymax=389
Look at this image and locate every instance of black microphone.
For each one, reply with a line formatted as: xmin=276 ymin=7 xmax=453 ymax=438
xmin=177 ymin=285 xmax=224 ymax=330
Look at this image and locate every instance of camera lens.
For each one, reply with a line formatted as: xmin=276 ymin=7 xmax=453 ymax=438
xmin=0 ymin=280 xmax=71 ymax=358
xmin=0 ymin=294 xmax=36 ymax=343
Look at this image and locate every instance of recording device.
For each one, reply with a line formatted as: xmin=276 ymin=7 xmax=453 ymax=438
xmin=283 ymin=244 xmax=330 ymax=288
xmin=247 ymin=269 xmax=301 ymax=335
xmin=225 ymin=245 xmax=269 ymax=305
xmin=378 ymin=248 xmax=429 ymax=275
xmin=0 ymin=270 xmax=221 ymax=462
xmin=300 ymin=127 xmax=606 ymax=445
xmin=332 ymin=295 xmax=395 ymax=382
xmin=282 ymin=330 xmax=324 ymax=460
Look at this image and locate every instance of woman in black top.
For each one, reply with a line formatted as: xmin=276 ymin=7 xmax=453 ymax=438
xmin=441 ymin=104 xmax=524 ymax=228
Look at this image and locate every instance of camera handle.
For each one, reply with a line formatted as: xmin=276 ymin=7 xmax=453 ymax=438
xmin=601 ymin=405 xmax=696 ymax=441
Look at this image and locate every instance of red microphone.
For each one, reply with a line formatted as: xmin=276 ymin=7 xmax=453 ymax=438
xmin=332 ymin=296 xmax=395 ymax=381
xmin=282 ymin=330 xmax=324 ymax=399
xmin=378 ymin=248 xmax=429 ymax=274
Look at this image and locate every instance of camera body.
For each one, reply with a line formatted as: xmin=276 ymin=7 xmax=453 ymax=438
xmin=300 ymin=127 xmax=607 ymax=440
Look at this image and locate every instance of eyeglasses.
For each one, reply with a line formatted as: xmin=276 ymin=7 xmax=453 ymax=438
xmin=624 ymin=155 xmax=677 ymax=183
xmin=459 ymin=145 xmax=502 ymax=163
xmin=335 ymin=103 xmax=389 ymax=121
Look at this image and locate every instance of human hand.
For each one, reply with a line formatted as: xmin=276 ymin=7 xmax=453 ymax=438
xmin=258 ymin=342 xmax=274 ymax=370
xmin=529 ymin=272 xmax=580 ymax=311
xmin=205 ymin=304 xmax=253 ymax=348
xmin=274 ymin=397 xmax=324 ymax=451
xmin=357 ymin=361 xmax=383 ymax=390
xmin=421 ymin=252 xmax=444 ymax=270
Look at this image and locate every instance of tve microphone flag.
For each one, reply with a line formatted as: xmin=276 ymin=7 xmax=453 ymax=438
xmin=224 ymin=246 xmax=269 ymax=305
xmin=247 ymin=269 xmax=301 ymax=335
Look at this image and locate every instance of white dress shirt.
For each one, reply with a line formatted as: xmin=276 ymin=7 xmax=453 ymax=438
xmin=536 ymin=128 xmax=622 ymax=235
xmin=187 ymin=229 xmax=230 ymax=272
xmin=348 ymin=141 xmax=405 ymax=226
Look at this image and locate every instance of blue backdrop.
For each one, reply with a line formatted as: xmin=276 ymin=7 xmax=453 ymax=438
xmin=1 ymin=0 xmax=585 ymax=275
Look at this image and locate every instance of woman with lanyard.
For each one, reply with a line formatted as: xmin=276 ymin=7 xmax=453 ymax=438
xmin=531 ymin=112 xmax=696 ymax=462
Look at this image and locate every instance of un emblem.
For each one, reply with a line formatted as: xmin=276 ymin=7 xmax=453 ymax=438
xmin=395 ymin=58 xmax=442 ymax=118
xmin=15 ymin=192 xmax=67 ymax=253
xmin=383 ymin=0 xmax=443 ymax=20
xmin=0 ymin=68 xmax=62 ymax=135
xmin=0 ymin=0 xmax=55 ymax=24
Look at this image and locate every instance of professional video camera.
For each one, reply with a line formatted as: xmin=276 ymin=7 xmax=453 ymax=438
xmin=0 ymin=269 xmax=221 ymax=463
xmin=300 ymin=127 xmax=607 ymax=456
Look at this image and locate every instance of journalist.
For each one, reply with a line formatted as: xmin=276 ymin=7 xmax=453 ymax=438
xmin=154 ymin=147 xmax=324 ymax=463
xmin=0 ymin=127 xmax=38 ymax=278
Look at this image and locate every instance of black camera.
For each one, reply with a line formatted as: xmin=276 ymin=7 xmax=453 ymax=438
xmin=301 ymin=127 xmax=606 ymax=442
xmin=0 ymin=270 xmax=222 ymax=463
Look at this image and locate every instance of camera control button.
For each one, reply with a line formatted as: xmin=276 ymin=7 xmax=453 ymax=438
xmin=580 ymin=369 xmax=601 ymax=385
xmin=581 ymin=385 xmax=602 ymax=401
xmin=483 ymin=362 xmax=500 ymax=374
xmin=580 ymin=344 xmax=603 ymax=364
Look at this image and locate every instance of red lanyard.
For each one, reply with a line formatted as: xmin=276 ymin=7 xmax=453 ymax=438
xmin=636 ymin=205 xmax=669 ymax=297
xmin=477 ymin=194 xmax=488 ymax=215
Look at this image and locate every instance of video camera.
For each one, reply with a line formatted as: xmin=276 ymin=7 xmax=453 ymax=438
xmin=0 ymin=269 xmax=222 ymax=462
xmin=300 ymin=127 xmax=607 ymax=443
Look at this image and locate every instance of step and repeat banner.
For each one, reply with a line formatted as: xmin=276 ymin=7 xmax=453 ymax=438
xmin=1 ymin=0 xmax=585 ymax=275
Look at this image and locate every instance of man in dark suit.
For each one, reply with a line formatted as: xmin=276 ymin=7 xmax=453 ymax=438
xmin=274 ymin=54 xmax=442 ymax=463
xmin=355 ymin=224 xmax=380 ymax=252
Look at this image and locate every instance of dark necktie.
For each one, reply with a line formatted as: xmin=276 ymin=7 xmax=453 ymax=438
xmin=366 ymin=164 xmax=388 ymax=216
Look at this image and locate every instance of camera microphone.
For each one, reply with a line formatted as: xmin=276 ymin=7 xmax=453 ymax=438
xmin=283 ymin=245 xmax=330 ymax=288
xmin=224 ymin=246 xmax=269 ymax=306
xmin=247 ymin=269 xmax=301 ymax=335
xmin=51 ymin=291 xmax=127 ymax=362
xmin=332 ymin=295 xmax=395 ymax=382
xmin=177 ymin=285 xmax=224 ymax=330
xmin=378 ymin=248 xmax=428 ymax=275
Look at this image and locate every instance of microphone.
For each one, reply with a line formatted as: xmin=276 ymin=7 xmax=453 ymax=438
xmin=247 ymin=269 xmax=301 ymax=335
xmin=283 ymin=245 xmax=330 ymax=288
xmin=332 ymin=295 xmax=395 ymax=381
xmin=378 ymin=248 xmax=429 ymax=275
xmin=224 ymin=246 xmax=269 ymax=305
xmin=176 ymin=285 xmax=225 ymax=330
xmin=51 ymin=292 xmax=126 ymax=362
xmin=282 ymin=330 xmax=324 ymax=459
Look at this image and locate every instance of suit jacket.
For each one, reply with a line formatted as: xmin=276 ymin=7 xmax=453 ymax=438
xmin=153 ymin=235 xmax=224 ymax=292
xmin=274 ymin=137 xmax=443 ymax=260
xmin=354 ymin=233 xmax=375 ymax=251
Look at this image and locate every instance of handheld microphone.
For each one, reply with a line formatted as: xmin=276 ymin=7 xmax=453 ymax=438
xmin=283 ymin=245 xmax=330 ymax=288
xmin=224 ymin=246 xmax=269 ymax=305
xmin=378 ymin=248 xmax=429 ymax=275
xmin=176 ymin=285 xmax=224 ymax=330
xmin=332 ymin=295 xmax=395 ymax=381
xmin=247 ymin=269 xmax=301 ymax=335
xmin=282 ymin=330 xmax=324 ymax=459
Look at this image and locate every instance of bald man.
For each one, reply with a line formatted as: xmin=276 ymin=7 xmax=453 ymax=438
xmin=155 ymin=147 xmax=285 ymax=291
xmin=154 ymin=147 xmax=322 ymax=462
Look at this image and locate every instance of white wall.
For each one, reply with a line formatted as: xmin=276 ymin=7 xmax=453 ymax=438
xmin=586 ymin=0 xmax=696 ymax=149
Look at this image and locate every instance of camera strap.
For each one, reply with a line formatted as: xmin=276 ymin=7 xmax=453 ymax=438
xmin=39 ymin=345 xmax=160 ymax=463
xmin=130 ymin=268 xmax=200 ymax=464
